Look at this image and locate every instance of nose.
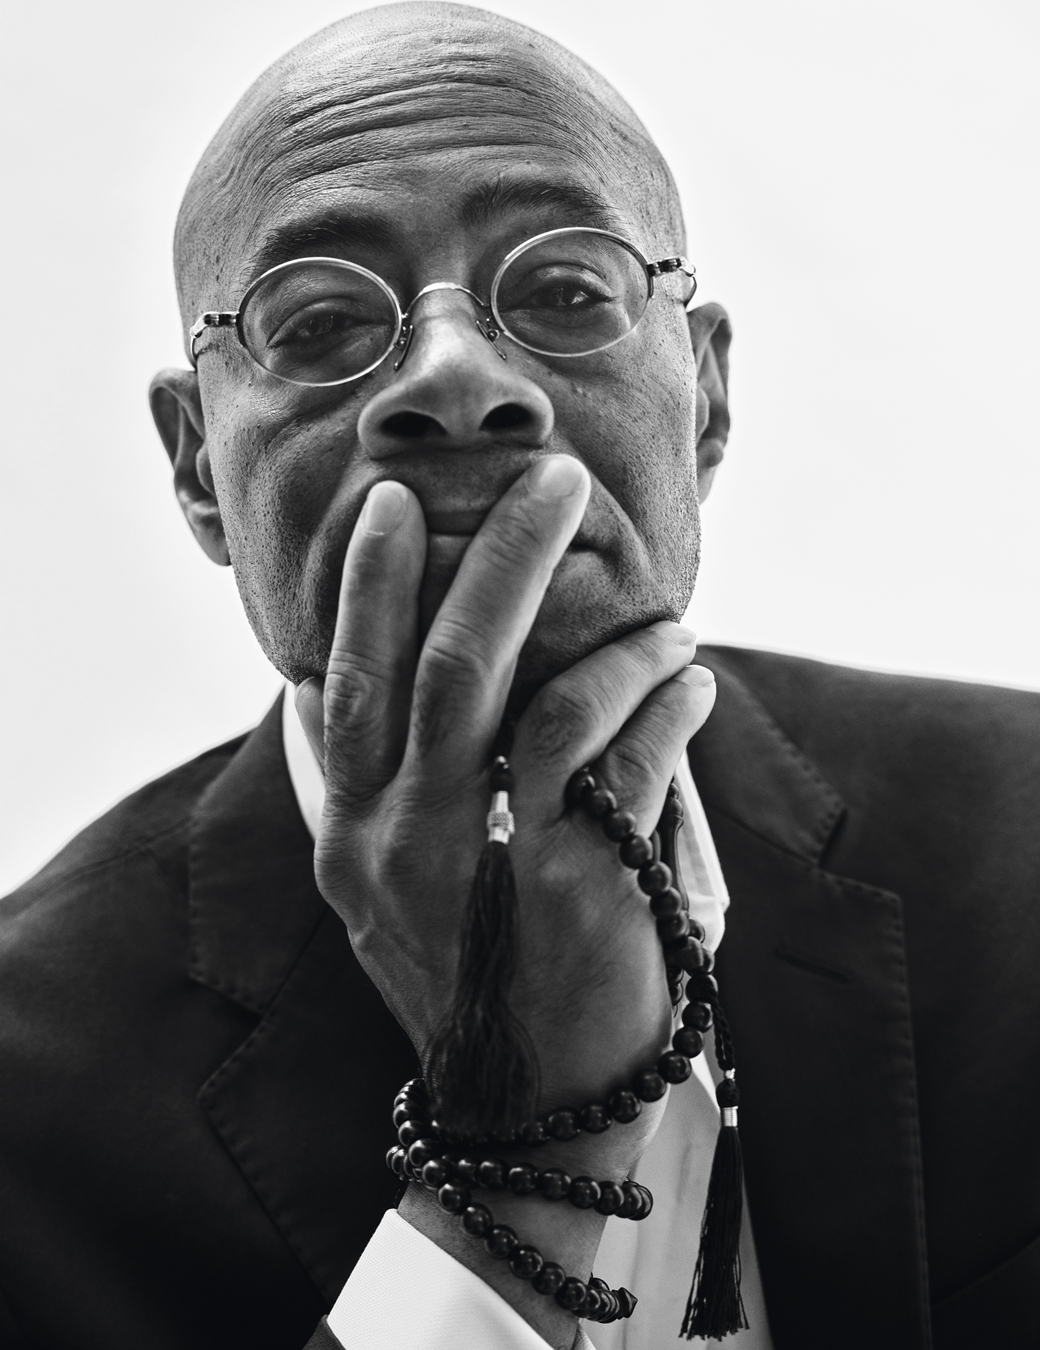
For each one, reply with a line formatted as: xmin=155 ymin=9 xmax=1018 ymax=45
xmin=357 ymin=289 xmax=554 ymax=457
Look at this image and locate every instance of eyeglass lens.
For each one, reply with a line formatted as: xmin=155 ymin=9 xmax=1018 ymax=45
xmin=492 ymin=231 xmax=651 ymax=357
xmin=240 ymin=260 xmax=400 ymax=386
xmin=238 ymin=232 xmax=653 ymax=385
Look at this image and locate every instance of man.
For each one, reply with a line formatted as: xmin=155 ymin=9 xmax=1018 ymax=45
xmin=0 ymin=6 xmax=1037 ymax=1350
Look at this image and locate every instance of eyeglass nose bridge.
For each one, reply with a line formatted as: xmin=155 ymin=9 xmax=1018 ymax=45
xmin=393 ymin=281 xmax=506 ymax=370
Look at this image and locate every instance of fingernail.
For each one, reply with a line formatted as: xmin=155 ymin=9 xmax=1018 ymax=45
xmin=649 ymin=620 xmax=697 ymax=647
xmin=527 ymin=454 xmax=588 ymax=501
xmin=677 ymin=664 xmax=716 ymax=687
xmin=360 ymin=480 xmax=408 ymax=535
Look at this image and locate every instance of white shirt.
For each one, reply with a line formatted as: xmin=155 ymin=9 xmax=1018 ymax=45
xmin=282 ymin=691 xmax=774 ymax=1350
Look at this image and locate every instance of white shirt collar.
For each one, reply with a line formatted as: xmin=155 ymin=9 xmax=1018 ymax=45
xmin=282 ymin=685 xmax=327 ymax=841
xmin=281 ymin=683 xmax=728 ymax=951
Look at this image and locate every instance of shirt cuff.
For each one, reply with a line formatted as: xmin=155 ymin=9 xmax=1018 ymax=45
xmin=327 ymin=1210 xmax=596 ymax=1349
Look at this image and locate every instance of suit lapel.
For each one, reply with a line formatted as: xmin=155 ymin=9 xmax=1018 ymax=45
xmin=189 ymin=697 xmax=418 ymax=1304
xmin=692 ymin=649 xmax=932 ymax=1350
xmin=189 ymin=696 xmax=327 ymax=1014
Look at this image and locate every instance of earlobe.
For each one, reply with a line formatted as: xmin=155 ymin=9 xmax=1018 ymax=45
xmin=148 ymin=368 xmax=230 ymax=566
xmin=686 ymin=303 xmax=732 ymax=502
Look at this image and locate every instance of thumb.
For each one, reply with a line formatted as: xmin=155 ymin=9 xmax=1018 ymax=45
xmin=295 ymin=678 xmax=326 ymax=771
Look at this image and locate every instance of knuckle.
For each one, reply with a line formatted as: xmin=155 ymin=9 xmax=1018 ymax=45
xmin=410 ymin=629 xmax=496 ymax=753
xmin=327 ymin=646 xmax=395 ymax=687
xmin=618 ymin=626 xmax=688 ymax=676
xmin=322 ymin=661 xmax=390 ymax=741
xmin=375 ymin=825 xmax=417 ymax=887
xmin=600 ymin=738 xmax=659 ymax=795
xmin=523 ymin=683 xmax=597 ymax=762
xmin=480 ymin=506 xmax=554 ymax=573
xmin=420 ymin=615 xmax=498 ymax=687
xmin=323 ymin=670 xmax=366 ymax=725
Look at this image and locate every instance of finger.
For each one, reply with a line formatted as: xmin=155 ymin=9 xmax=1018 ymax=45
xmin=320 ymin=480 xmax=427 ymax=801
xmin=595 ymin=665 xmax=716 ymax=836
xmin=511 ymin=620 xmax=699 ymax=783
xmin=406 ymin=453 xmax=590 ymax=773
xmin=295 ymin=677 xmax=326 ymax=770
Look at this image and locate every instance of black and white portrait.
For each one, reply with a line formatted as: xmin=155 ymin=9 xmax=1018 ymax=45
xmin=1 ymin=4 xmax=1037 ymax=1349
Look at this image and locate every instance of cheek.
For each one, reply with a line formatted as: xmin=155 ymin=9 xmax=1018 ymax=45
xmin=555 ymin=313 xmax=700 ymax=557
xmin=203 ymin=370 xmax=366 ymax=557
xmin=198 ymin=367 xmax=372 ymax=670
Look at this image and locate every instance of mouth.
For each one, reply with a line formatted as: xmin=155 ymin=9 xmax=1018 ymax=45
xmin=425 ymin=508 xmax=596 ymax=551
xmin=419 ymin=512 xmax=601 ymax=641
xmin=425 ymin=508 xmax=488 ymax=536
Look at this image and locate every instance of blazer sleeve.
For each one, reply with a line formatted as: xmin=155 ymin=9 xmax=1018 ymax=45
xmin=302 ymin=1318 xmax=343 ymax=1350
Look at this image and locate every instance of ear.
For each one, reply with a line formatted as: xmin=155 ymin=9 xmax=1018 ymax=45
xmin=149 ymin=368 xmax=230 ymax=566
xmin=686 ymin=302 xmax=732 ymax=502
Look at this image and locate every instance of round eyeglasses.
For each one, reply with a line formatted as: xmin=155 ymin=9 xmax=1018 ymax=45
xmin=189 ymin=227 xmax=696 ymax=388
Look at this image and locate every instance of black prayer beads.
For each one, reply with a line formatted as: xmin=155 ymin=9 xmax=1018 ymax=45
xmin=568 ymin=768 xmax=715 ymax=1005
xmin=383 ymin=768 xmax=740 ymax=1334
xmin=387 ymin=1079 xmax=637 ymax=1325
xmin=387 ymin=1138 xmax=654 ymax=1220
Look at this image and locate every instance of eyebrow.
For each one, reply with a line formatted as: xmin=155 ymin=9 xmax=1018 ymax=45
xmin=458 ymin=178 xmax=622 ymax=232
xmin=242 ymin=178 xmax=627 ymax=290
xmin=245 ymin=214 xmax=399 ymax=288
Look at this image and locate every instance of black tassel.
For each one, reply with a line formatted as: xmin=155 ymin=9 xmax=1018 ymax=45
xmin=426 ymin=755 xmax=539 ymax=1141
xmin=681 ymin=1005 xmax=748 ymax=1340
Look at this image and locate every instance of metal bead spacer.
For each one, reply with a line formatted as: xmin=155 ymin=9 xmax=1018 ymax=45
xmin=486 ymin=789 xmax=515 ymax=844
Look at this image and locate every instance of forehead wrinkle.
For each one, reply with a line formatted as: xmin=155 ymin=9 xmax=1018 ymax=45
xmin=227 ymin=130 xmax=642 ymax=291
xmin=238 ymin=86 xmax=639 ymax=203
xmin=269 ymin=27 xmax=636 ymax=138
xmin=275 ymin=62 xmax=617 ymax=138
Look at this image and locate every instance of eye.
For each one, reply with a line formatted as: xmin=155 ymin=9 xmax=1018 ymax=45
xmin=289 ymin=310 xmax=340 ymax=340
xmin=502 ymin=264 xmax=614 ymax=310
xmin=268 ymin=300 xmax=372 ymax=350
xmin=522 ymin=277 xmax=610 ymax=311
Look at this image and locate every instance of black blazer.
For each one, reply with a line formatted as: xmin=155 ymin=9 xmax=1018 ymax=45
xmin=0 ymin=647 xmax=1037 ymax=1350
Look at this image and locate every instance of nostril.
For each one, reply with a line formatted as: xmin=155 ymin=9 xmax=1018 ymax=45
xmin=382 ymin=411 xmax=446 ymax=438
xmin=481 ymin=403 xmax=531 ymax=432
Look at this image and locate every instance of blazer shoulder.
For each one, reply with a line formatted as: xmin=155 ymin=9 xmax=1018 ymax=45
xmin=1 ymin=731 xmax=248 ymax=919
xmin=697 ymin=643 xmax=1040 ymax=878
xmin=698 ymin=642 xmax=1040 ymax=771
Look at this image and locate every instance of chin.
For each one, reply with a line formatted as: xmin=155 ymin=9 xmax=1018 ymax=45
xmin=257 ymin=541 xmax=689 ymax=696
xmin=505 ymin=550 xmax=681 ymax=715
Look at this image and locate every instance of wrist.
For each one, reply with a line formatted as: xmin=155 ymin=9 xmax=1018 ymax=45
xmin=394 ymin=1104 xmax=661 ymax=1346
xmin=400 ymin=1178 xmax=604 ymax=1350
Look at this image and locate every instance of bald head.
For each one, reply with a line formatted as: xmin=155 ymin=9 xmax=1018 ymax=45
xmin=174 ymin=3 xmax=684 ymax=334
xmin=153 ymin=2 xmax=728 ymax=693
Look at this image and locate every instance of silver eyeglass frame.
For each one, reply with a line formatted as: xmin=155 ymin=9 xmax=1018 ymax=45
xmin=189 ymin=226 xmax=697 ymax=388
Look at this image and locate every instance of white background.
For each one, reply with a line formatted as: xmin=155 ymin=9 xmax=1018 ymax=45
xmin=1 ymin=0 xmax=1037 ymax=896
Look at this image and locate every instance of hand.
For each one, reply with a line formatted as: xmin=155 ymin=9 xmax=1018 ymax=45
xmin=296 ymin=455 xmax=716 ymax=1343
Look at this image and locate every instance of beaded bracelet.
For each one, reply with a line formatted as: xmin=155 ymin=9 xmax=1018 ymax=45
xmin=387 ymin=1138 xmax=654 ymax=1219
xmin=393 ymin=762 xmax=745 ymax=1339
xmin=387 ymin=1079 xmax=637 ymax=1324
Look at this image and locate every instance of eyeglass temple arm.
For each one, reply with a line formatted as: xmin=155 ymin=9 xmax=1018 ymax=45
xmin=647 ymin=256 xmax=697 ymax=304
xmin=189 ymin=310 xmax=239 ymax=364
xmin=648 ymin=256 xmax=695 ymax=278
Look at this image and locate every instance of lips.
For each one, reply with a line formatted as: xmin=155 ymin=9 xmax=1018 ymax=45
xmin=424 ymin=508 xmax=489 ymax=535
xmin=424 ymin=506 xmax=596 ymax=550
